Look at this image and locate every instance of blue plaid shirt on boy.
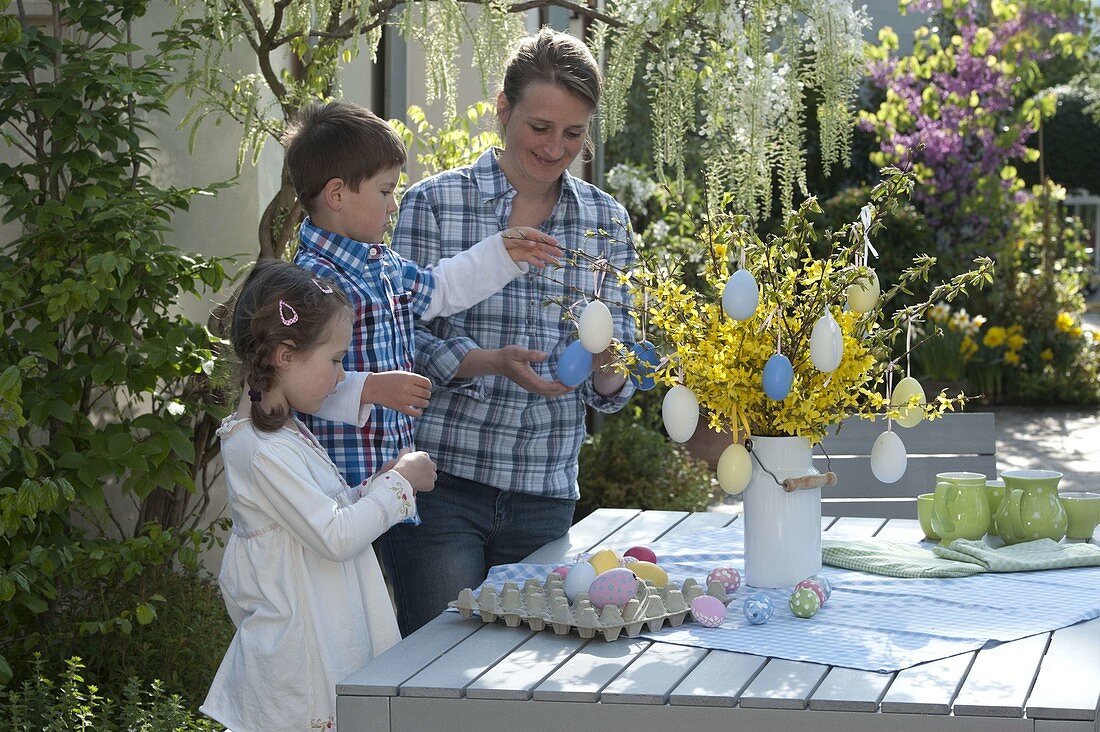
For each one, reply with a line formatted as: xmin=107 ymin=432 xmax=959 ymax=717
xmin=293 ymin=219 xmax=434 ymax=491
xmin=391 ymin=148 xmax=636 ymax=501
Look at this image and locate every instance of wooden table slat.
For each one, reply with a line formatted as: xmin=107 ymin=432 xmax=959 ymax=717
xmin=599 ymin=642 xmax=708 ymax=705
xmin=532 ymin=638 xmax=652 ymax=702
xmin=464 ymin=631 xmax=588 ymax=700
xmin=823 ymin=516 xmax=888 ymax=540
xmin=597 ymin=510 xmax=690 ymax=549
xmin=874 ymin=518 xmax=926 ymax=542
xmin=738 ymin=658 xmax=830 ymax=710
xmin=1026 ymin=617 xmax=1100 ymax=721
xmin=399 ymin=622 xmax=534 ymax=698
xmin=521 ymin=507 xmax=640 ymax=564
xmin=667 ymin=649 xmax=767 ymax=707
xmin=808 ymin=666 xmax=893 ymax=712
xmin=880 ymin=652 xmax=975 ymax=715
xmin=337 ymin=612 xmax=482 ymax=696
xmin=659 ymin=510 xmax=739 ymax=540
xmin=953 ymin=632 xmax=1049 ymax=717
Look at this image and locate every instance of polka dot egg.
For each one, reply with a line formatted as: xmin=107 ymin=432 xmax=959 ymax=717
xmin=795 ymin=579 xmax=826 ymax=605
xmin=808 ymin=574 xmax=832 ymax=602
xmin=691 ymin=595 xmax=727 ymax=628
xmin=789 ymin=587 xmax=821 ymax=618
xmin=707 ymin=566 xmax=741 ymax=594
xmin=587 ymin=568 xmax=639 ymax=610
xmin=743 ymin=592 xmax=774 ymax=625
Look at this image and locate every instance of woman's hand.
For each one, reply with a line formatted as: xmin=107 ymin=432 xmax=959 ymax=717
xmin=501 ymin=227 xmax=562 ymax=269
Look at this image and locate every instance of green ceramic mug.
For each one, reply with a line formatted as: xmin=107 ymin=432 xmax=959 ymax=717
xmin=984 ymin=479 xmax=1005 ymax=535
xmin=1059 ymin=492 xmax=1100 ymax=541
xmin=931 ymin=472 xmax=990 ymax=544
xmin=994 ymin=469 xmax=1068 ymax=545
xmin=917 ymin=493 xmax=940 ymax=541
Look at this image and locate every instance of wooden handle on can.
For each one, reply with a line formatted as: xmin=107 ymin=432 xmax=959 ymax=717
xmin=782 ymin=472 xmax=837 ymax=493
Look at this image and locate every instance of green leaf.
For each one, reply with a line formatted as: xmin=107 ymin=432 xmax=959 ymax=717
xmin=135 ymin=602 xmax=156 ymax=625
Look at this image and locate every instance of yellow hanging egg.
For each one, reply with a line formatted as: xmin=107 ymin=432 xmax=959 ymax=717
xmin=588 ymin=547 xmax=622 ymax=575
xmin=891 ymin=376 xmax=927 ymax=429
xmin=717 ymin=443 xmax=752 ymax=495
xmin=629 ymin=560 xmax=669 ymax=587
xmin=847 ymin=268 xmax=880 ymax=314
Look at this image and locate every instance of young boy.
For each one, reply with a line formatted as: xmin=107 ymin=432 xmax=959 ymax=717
xmin=284 ymin=100 xmax=560 ymax=507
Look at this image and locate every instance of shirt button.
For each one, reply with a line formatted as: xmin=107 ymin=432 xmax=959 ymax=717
xmin=369 ymin=246 xmax=378 ymax=257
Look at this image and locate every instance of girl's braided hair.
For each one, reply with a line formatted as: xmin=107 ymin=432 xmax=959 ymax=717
xmin=228 ymin=258 xmax=350 ymax=431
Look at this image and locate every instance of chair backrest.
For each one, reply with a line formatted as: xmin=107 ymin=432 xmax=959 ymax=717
xmin=815 ymin=412 xmax=997 ymax=518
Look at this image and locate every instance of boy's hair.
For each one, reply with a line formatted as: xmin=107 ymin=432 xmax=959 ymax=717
xmin=282 ymin=101 xmax=407 ymax=216
xmin=228 ymin=259 xmax=350 ymax=432
xmin=500 ymin=28 xmax=603 ymax=161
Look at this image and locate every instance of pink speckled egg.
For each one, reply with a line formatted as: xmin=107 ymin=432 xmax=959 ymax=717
xmin=691 ymin=595 xmax=727 ymax=628
xmin=551 ymin=565 xmax=571 ymax=579
xmin=623 ymin=545 xmax=658 ymax=564
xmin=707 ymin=566 xmax=741 ymax=594
xmin=587 ymin=568 xmax=639 ymax=610
xmin=795 ymin=579 xmax=826 ymax=605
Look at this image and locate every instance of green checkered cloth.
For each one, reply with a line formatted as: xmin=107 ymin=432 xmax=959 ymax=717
xmin=822 ymin=538 xmax=1100 ymax=578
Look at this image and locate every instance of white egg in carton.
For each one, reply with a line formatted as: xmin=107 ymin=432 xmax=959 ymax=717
xmin=450 ymin=573 xmax=731 ymax=642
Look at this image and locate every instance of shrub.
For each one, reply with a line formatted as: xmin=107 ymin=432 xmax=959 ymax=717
xmin=577 ymin=417 xmax=717 ymax=521
xmin=0 ymin=656 xmax=220 ymax=731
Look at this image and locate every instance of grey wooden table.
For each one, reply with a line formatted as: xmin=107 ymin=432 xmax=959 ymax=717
xmin=338 ymin=508 xmax=1100 ymax=732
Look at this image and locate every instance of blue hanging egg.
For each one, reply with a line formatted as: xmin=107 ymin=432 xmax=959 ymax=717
xmin=762 ymin=353 xmax=794 ymax=401
xmin=722 ymin=269 xmax=759 ymax=321
xmin=629 ymin=340 xmax=660 ymax=391
xmin=557 ymin=340 xmax=593 ymax=387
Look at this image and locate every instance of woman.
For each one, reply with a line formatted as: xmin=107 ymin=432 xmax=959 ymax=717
xmin=386 ymin=27 xmax=636 ymax=636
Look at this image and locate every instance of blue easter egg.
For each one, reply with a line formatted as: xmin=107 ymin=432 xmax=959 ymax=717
xmin=743 ymin=592 xmax=774 ymax=625
xmin=557 ymin=340 xmax=593 ymax=387
xmin=722 ymin=269 xmax=759 ymax=321
xmin=762 ymin=353 xmax=794 ymax=401
xmin=630 ymin=340 xmax=661 ymax=391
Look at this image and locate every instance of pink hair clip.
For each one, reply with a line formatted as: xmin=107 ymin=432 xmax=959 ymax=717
xmin=279 ymin=300 xmax=299 ymax=326
xmin=312 ymin=278 xmax=334 ymax=294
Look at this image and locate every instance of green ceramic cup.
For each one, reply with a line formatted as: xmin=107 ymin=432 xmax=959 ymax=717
xmin=984 ymin=479 xmax=1005 ymax=534
xmin=995 ymin=469 xmax=1067 ymax=545
xmin=1059 ymin=492 xmax=1100 ymax=541
xmin=917 ymin=493 xmax=940 ymax=541
xmin=931 ymin=471 xmax=990 ymax=544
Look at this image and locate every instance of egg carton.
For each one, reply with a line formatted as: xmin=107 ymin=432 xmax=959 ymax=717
xmin=449 ymin=573 xmax=731 ymax=642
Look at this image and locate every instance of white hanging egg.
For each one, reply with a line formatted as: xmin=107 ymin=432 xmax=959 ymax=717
xmin=870 ymin=430 xmax=908 ymax=484
xmin=809 ymin=311 xmax=844 ymax=373
xmin=716 ymin=443 xmax=752 ymax=495
xmin=722 ymin=269 xmax=759 ymax=321
xmin=578 ymin=300 xmax=614 ymax=353
xmin=662 ymin=385 xmax=699 ymax=443
xmin=890 ymin=376 xmax=927 ymax=429
xmin=563 ymin=560 xmax=597 ymax=602
xmin=846 ymin=268 xmax=881 ymax=314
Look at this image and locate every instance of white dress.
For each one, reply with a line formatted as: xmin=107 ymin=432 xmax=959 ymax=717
xmin=201 ymin=415 xmax=414 ymax=731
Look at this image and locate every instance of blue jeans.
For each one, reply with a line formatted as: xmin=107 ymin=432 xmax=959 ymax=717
xmin=377 ymin=472 xmax=575 ymax=636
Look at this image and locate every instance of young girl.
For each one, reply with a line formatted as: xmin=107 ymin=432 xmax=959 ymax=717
xmin=200 ymin=259 xmax=435 ymax=732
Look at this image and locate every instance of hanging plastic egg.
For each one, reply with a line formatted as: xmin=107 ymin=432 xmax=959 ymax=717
xmin=722 ymin=269 xmax=759 ymax=321
xmin=809 ymin=311 xmax=844 ymax=373
xmin=662 ymin=385 xmax=699 ymax=443
xmin=557 ymin=340 xmax=593 ymax=387
xmin=891 ymin=376 xmax=927 ymax=429
xmin=629 ymin=340 xmax=661 ymax=391
xmin=762 ymin=353 xmax=794 ymax=401
xmin=846 ymin=268 xmax=880 ymax=314
xmin=578 ymin=300 xmax=614 ymax=353
xmin=717 ymin=443 xmax=752 ymax=495
xmin=870 ymin=430 xmax=908 ymax=484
